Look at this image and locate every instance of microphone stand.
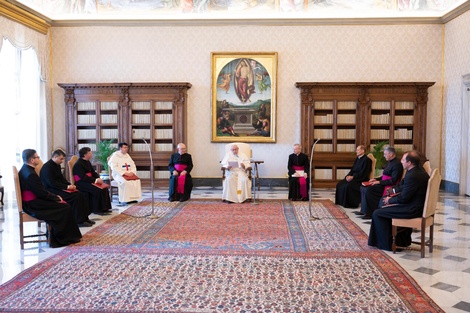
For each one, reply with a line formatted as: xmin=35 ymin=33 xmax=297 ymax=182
xmin=308 ymin=138 xmax=321 ymax=221
xmin=142 ymin=138 xmax=159 ymax=219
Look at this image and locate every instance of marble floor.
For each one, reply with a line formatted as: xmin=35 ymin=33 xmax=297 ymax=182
xmin=1 ymin=186 xmax=469 ymax=313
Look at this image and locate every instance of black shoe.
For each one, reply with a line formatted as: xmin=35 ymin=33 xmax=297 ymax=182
xmin=352 ymin=211 xmax=364 ymax=215
xmin=127 ymin=200 xmax=138 ymax=204
xmin=78 ymin=221 xmax=93 ymax=227
xmin=86 ymin=219 xmax=96 ymax=225
xmin=94 ymin=210 xmax=112 ymax=216
xmin=361 ymin=215 xmax=372 ymax=220
xmin=179 ymin=198 xmax=189 ymax=202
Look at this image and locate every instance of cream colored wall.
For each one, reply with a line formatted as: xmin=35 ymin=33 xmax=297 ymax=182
xmin=443 ymin=10 xmax=470 ymax=187
xmin=51 ymin=24 xmax=443 ymax=179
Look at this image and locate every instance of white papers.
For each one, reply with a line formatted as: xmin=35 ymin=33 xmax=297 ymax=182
xmin=228 ymin=161 xmax=239 ymax=168
xmin=295 ymin=170 xmax=305 ymax=176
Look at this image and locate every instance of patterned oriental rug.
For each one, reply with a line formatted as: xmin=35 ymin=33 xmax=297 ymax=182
xmin=0 ymin=199 xmax=443 ymax=312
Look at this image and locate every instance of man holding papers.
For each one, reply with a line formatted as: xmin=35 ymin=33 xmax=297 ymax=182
xmin=108 ymin=142 xmax=142 ymax=205
xmin=287 ymin=144 xmax=310 ymax=201
xmin=168 ymin=143 xmax=193 ymax=202
xmin=73 ymin=147 xmax=112 ymax=215
xmin=221 ymin=144 xmax=252 ymax=203
xmin=41 ymin=149 xmax=93 ymax=227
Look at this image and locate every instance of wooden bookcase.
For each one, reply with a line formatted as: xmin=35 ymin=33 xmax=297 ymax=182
xmin=295 ymin=82 xmax=434 ymax=188
xmin=59 ymin=82 xmax=192 ymax=187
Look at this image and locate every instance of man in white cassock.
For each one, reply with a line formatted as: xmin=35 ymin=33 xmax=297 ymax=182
xmin=108 ymin=142 xmax=142 ymax=204
xmin=221 ymin=144 xmax=252 ymax=203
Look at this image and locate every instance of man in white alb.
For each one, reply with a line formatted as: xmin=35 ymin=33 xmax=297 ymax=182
xmin=108 ymin=142 xmax=142 ymax=204
xmin=221 ymin=144 xmax=252 ymax=203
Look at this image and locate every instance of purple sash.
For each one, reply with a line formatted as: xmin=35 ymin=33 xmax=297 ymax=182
xmin=293 ymin=165 xmax=307 ymax=199
xmin=382 ymin=175 xmax=394 ymax=196
xmin=22 ymin=190 xmax=37 ymax=202
xmin=74 ymin=172 xmax=92 ymax=182
xmin=175 ymin=164 xmax=187 ymax=194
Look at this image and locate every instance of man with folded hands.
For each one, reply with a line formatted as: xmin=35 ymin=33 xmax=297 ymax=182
xmin=168 ymin=143 xmax=193 ymax=202
xmin=368 ymin=150 xmax=429 ymax=251
xmin=108 ymin=142 xmax=142 ymax=205
xmin=73 ymin=147 xmax=112 ymax=215
xmin=19 ymin=149 xmax=82 ymax=247
xmin=335 ymin=145 xmax=372 ymax=208
xmin=354 ymin=146 xmax=403 ymax=219
xmin=41 ymin=149 xmax=94 ymax=227
xmin=287 ymin=143 xmax=310 ymax=201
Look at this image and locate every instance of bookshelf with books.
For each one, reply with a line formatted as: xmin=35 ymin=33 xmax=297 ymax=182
xmin=59 ymin=82 xmax=191 ymax=187
xmin=296 ymin=82 xmax=434 ymax=187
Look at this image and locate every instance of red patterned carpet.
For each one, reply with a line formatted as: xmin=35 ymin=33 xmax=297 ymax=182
xmin=0 ymin=199 xmax=443 ymax=312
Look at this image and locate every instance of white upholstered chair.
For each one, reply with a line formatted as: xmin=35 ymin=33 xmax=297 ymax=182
xmin=221 ymin=142 xmax=252 ymax=181
xmin=391 ymin=168 xmax=441 ymax=258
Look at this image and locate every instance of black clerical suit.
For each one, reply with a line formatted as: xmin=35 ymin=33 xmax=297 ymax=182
xmin=335 ymin=155 xmax=372 ymax=208
xmin=360 ymin=157 xmax=403 ymax=216
xmin=73 ymin=158 xmax=111 ymax=214
xmin=287 ymin=152 xmax=310 ymax=201
xmin=168 ymin=152 xmax=193 ymax=202
xmin=40 ymin=159 xmax=91 ymax=224
xmin=368 ymin=166 xmax=429 ymax=251
xmin=19 ymin=164 xmax=82 ymax=248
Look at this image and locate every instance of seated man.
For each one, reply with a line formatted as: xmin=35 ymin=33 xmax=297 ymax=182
xmin=168 ymin=143 xmax=193 ymax=202
xmin=287 ymin=143 xmax=309 ymax=201
xmin=335 ymin=145 xmax=372 ymax=208
xmin=73 ymin=147 xmax=112 ymax=215
xmin=355 ymin=146 xmax=403 ymax=219
xmin=108 ymin=142 xmax=142 ymax=205
xmin=19 ymin=149 xmax=82 ymax=248
xmin=368 ymin=151 xmax=429 ymax=251
xmin=221 ymin=144 xmax=252 ymax=203
xmin=41 ymin=149 xmax=94 ymax=227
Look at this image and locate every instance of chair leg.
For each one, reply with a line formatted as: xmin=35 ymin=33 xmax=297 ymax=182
xmin=392 ymin=225 xmax=397 ymax=254
xmin=429 ymin=224 xmax=434 ymax=254
xmin=20 ymin=218 xmax=25 ymax=250
xmin=421 ymin=227 xmax=426 ymax=258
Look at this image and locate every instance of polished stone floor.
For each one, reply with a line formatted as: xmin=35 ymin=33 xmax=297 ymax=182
xmin=1 ymin=186 xmax=469 ymax=313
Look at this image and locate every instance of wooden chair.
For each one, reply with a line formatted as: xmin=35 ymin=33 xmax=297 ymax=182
xmin=107 ymin=156 xmax=119 ymax=201
xmin=367 ymin=153 xmax=376 ymax=180
xmin=67 ymin=155 xmax=79 ymax=184
xmin=422 ymin=160 xmax=432 ymax=175
xmin=35 ymin=158 xmax=44 ymax=176
xmin=12 ymin=166 xmax=50 ymax=249
xmin=391 ymin=168 xmax=441 ymax=258
xmin=0 ymin=174 xmax=4 ymax=206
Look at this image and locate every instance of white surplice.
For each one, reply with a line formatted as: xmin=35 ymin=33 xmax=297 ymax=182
xmin=221 ymin=151 xmax=252 ymax=203
xmin=108 ymin=151 xmax=142 ymax=203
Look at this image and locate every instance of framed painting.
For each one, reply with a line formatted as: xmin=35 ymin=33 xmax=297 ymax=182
xmin=211 ymin=52 xmax=277 ymax=143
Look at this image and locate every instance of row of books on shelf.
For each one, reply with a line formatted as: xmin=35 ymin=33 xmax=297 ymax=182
xmin=131 ymin=101 xmax=173 ymax=110
xmin=337 ymin=114 xmax=356 ymax=124
xmin=101 ymin=102 xmax=119 ymax=110
xmin=371 ymin=101 xmax=414 ymax=110
xmin=314 ymin=144 xmax=356 ymax=152
xmin=78 ymin=129 xmax=119 ymax=139
xmin=337 ymin=129 xmax=356 ymax=139
xmin=394 ymin=116 xmax=414 ymax=124
xmin=135 ymin=171 xmax=171 ymax=179
xmin=77 ymin=115 xmax=97 ymax=124
xmin=77 ymin=102 xmax=96 ymax=111
xmin=100 ymin=114 xmax=118 ymax=124
xmin=371 ymin=114 xmax=390 ymax=124
xmin=394 ymin=129 xmax=413 ymax=139
xmin=370 ymin=129 xmax=390 ymax=139
xmin=313 ymin=129 xmax=333 ymax=138
xmin=314 ymin=101 xmax=333 ymax=110
xmin=131 ymin=129 xmax=173 ymax=139
xmin=314 ymin=114 xmax=333 ymax=124
xmin=314 ymin=101 xmax=357 ymax=110
xmin=131 ymin=114 xmax=173 ymax=124
xmin=131 ymin=143 xmax=173 ymax=152
xmin=395 ymin=102 xmax=414 ymax=110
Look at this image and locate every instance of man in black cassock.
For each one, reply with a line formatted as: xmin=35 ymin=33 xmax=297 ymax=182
xmin=73 ymin=147 xmax=112 ymax=215
xmin=168 ymin=143 xmax=193 ymax=202
xmin=355 ymin=146 xmax=403 ymax=219
xmin=368 ymin=151 xmax=429 ymax=251
xmin=287 ymin=143 xmax=310 ymax=201
xmin=40 ymin=149 xmax=94 ymax=227
xmin=18 ymin=149 xmax=82 ymax=248
xmin=335 ymin=145 xmax=372 ymax=208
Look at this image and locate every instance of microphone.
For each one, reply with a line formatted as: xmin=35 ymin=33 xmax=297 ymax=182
xmin=308 ymin=138 xmax=321 ymax=221
xmin=142 ymin=137 xmax=158 ymax=219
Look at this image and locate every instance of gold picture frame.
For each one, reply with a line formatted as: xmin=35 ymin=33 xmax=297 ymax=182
xmin=211 ymin=52 xmax=277 ymax=143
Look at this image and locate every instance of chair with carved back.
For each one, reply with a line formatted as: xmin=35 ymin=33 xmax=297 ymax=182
xmin=391 ymin=168 xmax=441 ymax=258
xmin=67 ymin=155 xmax=79 ymax=184
xmin=12 ymin=166 xmax=50 ymax=249
xmin=367 ymin=153 xmax=376 ymax=180
xmin=107 ymin=156 xmax=119 ymax=201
